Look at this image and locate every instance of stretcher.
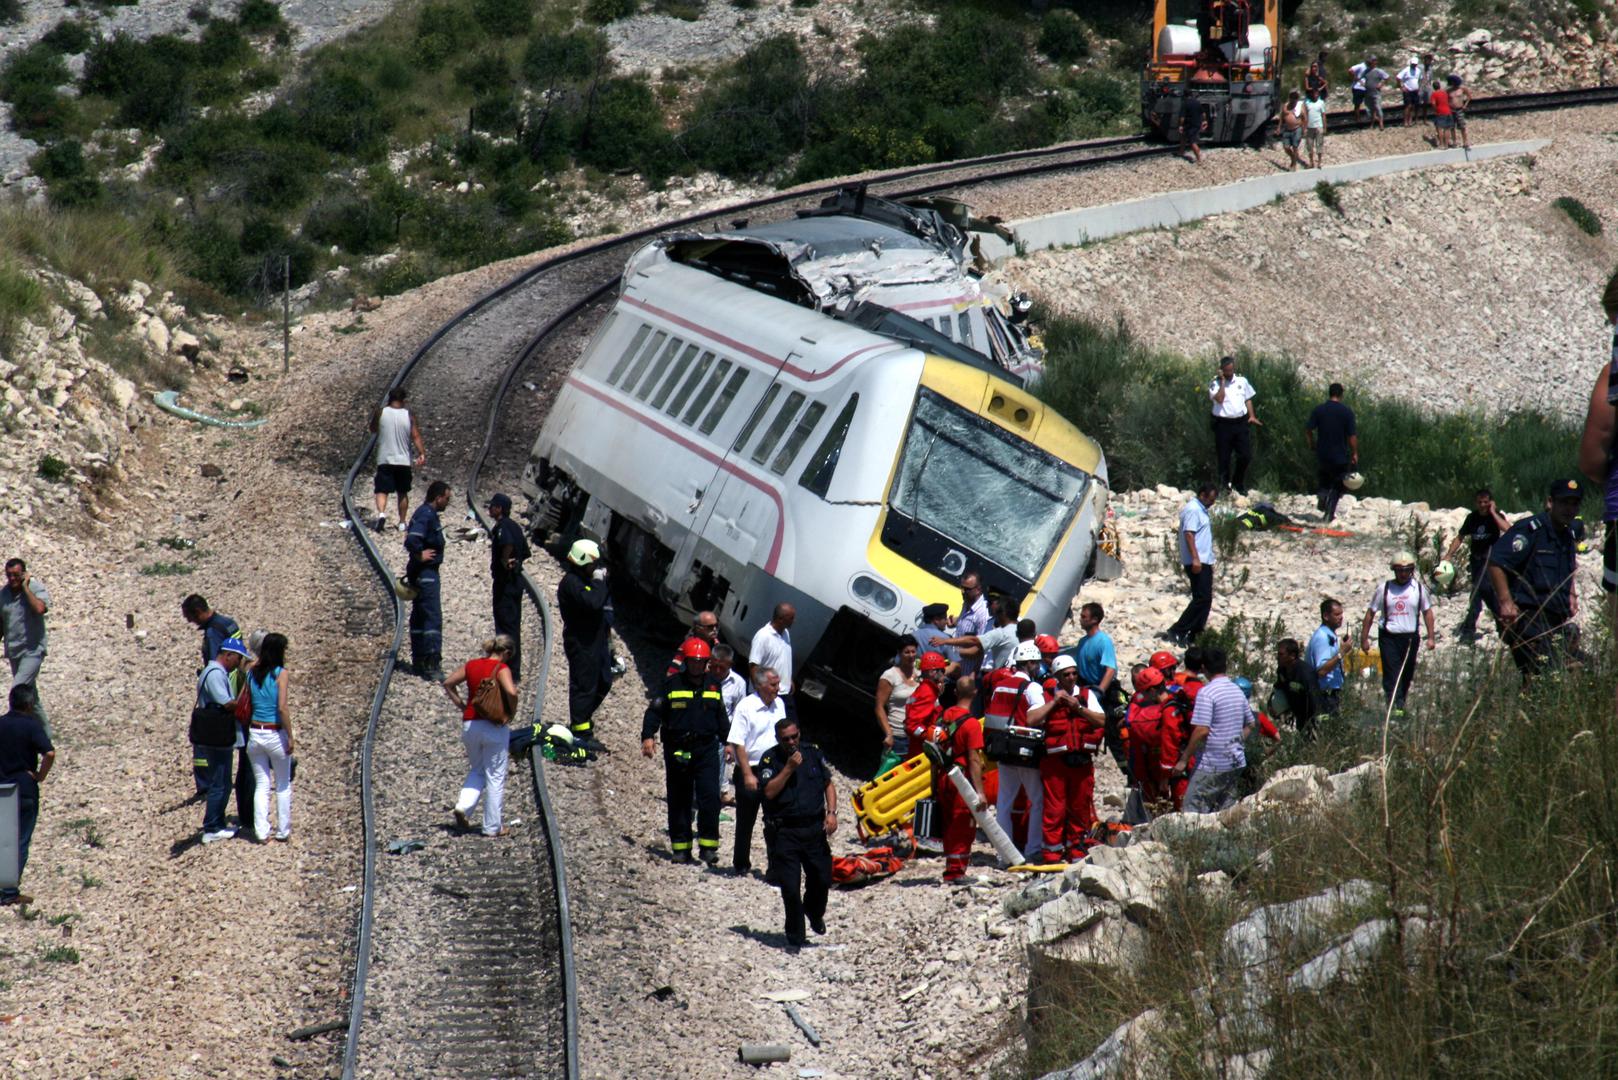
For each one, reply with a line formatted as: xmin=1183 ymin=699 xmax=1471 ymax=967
xmin=851 ymin=754 xmax=934 ymax=839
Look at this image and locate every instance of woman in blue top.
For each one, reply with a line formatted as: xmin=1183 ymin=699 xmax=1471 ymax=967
xmin=246 ymin=632 xmax=295 ymax=842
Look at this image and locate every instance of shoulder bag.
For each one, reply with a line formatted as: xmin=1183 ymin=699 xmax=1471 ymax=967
xmin=472 ymin=663 xmax=514 ymax=725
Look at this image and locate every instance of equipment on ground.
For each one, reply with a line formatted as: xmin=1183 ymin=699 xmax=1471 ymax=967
xmin=1143 ymin=0 xmax=1282 ymax=145
xmin=831 ymin=847 xmax=906 ymax=887
xmin=851 ymin=755 xmax=934 ymax=839
xmin=1343 ymin=472 xmax=1366 ymax=492
xmin=1434 ymin=559 xmax=1456 ymax=589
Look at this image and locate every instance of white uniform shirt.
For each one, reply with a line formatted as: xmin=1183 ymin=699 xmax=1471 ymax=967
xmin=727 ymin=692 xmax=784 ymax=765
xmin=376 ymin=406 xmax=414 ymax=467
xmin=748 ymin=622 xmax=794 ymax=694
xmin=1369 ymin=580 xmax=1431 ymax=635
xmin=1021 ymin=680 xmax=1046 ymax=715
xmin=1208 ymin=374 xmax=1256 ymax=419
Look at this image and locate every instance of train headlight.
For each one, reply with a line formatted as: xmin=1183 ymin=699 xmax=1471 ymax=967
xmin=849 ymin=573 xmax=899 ymax=613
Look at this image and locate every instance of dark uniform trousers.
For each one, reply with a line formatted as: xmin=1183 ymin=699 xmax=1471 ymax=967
xmin=1213 ymin=416 xmax=1253 ymax=492
xmin=565 ymin=639 xmax=611 ymax=736
xmin=408 ymin=568 xmax=442 ymax=669
xmin=1317 ymin=461 xmax=1349 ymax=521
xmin=1492 ymin=512 xmax=1580 ymax=681
xmin=1459 ymin=556 xmax=1499 ymax=635
xmin=664 ymin=739 xmax=721 ymax=857
xmin=492 ymin=576 xmax=524 ymax=682
xmin=1168 ymin=564 xmax=1214 ymax=643
xmin=765 ymin=819 xmax=832 ymax=943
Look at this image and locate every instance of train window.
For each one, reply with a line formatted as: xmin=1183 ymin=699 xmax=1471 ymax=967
xmin=957 ymin=313 xmax=975 ymax=349
xmin=769 ymin=400 xmax=826 ymax=475
xmin=799 ymin=395 xmax=857 ymax=497
xmin=729 ymin=382 xmax=778 ymax=450
xmin=686 ymin=358 xmax=732 ymax=427
xmin=668 ymin=350 xmax=714 ymax=419
xmin=636 ymin=336 xmax=684 ymax=401
xmin=651 ymin=343 xmax=698 ymax=410
xmin=751 ymin=390 xmax=805 ymax=465
xmin=606 ymin=323 xmax=651 ymax=386
xmin=701 ymin=366 xmax=748 ymax=436
xmin=619 ymin=329 xmax=666 ymax=394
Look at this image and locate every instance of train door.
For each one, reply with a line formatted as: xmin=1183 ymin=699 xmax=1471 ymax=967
xmin=661 ymin=354 xmax=798 ymax=619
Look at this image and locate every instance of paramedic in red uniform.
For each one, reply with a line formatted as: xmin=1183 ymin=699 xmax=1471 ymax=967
xmin=905 ymin=652 xmax=949 ymax=757
xmin=1029 ymin=655 xmax=1105 ymax=863
xmin=936 ymin=702 xmax=987 ymax=882
xmin=1127 ymin=667 xmax=1170 ymax=806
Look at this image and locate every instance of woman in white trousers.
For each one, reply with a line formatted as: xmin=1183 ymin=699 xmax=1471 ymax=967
xmin=245 ymin=632 xmax=294 ymax=842
xmin=443 ymin=635 xmax=519 ymax=837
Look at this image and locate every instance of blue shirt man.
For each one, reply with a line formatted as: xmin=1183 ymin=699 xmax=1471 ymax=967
xmin=1165 ymin=484 xmax=1219 ymax=647
xmin=1306 ymin=598 xmax=1347 ymax=703
xmin=912 ymin=602 xmax=959 ymax=665
xmin=404 ymin=480 xmax=452 ymax=679
xmin=1074 ymin=603 xmax=1117 ymax=693
xmin=0 ymin=683 xmax=54 ymax=905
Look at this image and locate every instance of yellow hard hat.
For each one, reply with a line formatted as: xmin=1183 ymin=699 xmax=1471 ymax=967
xmin=567 ymin=539 xmax=600 ymax=566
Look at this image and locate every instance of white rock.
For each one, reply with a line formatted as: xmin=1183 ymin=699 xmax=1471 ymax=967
xmin=1025 ymin=891 xmax=1111 ymax=946
xmin=1146 ymin=811 xmax=1223 ymax=845
xmin=1326 ymin=760 xmax=1382 ymax=806
xmin=1222 ymin=879 xmax=1385 ymax=972
xmin=142 ymin=316 xmax=170 ymax=355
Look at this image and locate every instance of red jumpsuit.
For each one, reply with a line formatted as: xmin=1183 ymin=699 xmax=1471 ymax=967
xmin=1127 ymin=695 xmax=1167 ymax=804
xmin=1159 ymin=696 xmax=1193 ymax=810
xmin=905 ymin=680 xmax=943 ymax=759
xmin=1039 ymin=687 xmax=1104 ymax=863
xmin=937 ymin=706 xmax=985 ymax=880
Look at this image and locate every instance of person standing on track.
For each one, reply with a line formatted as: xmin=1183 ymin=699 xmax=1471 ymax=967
xmin=368 ymin=386 xmax=427 ymax=532
xmin=557 ymin=539 xmax=613 ymax=751
xmin=642 ymin=639 xmax=728 ymax=866
xmin=1303 ymin=86 xmax=1328 ymax=169
xmin=1209 ymin=356 xmax=1260 ymax=494
xmin=1180 ymin=94 xmax=1207 ymax=165
xmin=245 ymin=632 xmax=295 ymax=843
xmin=1276 ymin=90 xmax=1305 ymax=171
xmin=405 ymin=480 xmax=451 ymax=682
xmin=758 ymin=718 xmax=837 ymax=950
xmin=485 ymin=493 xmax=531 ymax=681
xmin=749 ymin=603 xmax=797 ymax=722
xmin=1448 ymin=74 xmax=1472 ymax=151
xmin=181 ymin=594 xmax=241 ymax=797
xmin=194 ymin=638 xmax=249 ymax=843
xmin=443 ymin=635 xmax=520 ymax=837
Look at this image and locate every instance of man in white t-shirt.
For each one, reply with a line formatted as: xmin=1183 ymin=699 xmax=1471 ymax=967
xmin=1208 ymin=355 xmax=1261 ymax=494
xmin=1359 ymin=551 xmax=1437 ymax=713
xmin=749 ymin=603 xmax=796 ymax=719
xmin=1302 ymin=88 xmax=1328 ymax=169
xmin=1398 ymin=57 xmax=1425 ymax=127
xmin=368 ymin=386 xmax=426 ymax=531
xmin=727 ymin=667 xmax=785 ymax=875
xmin=1349 ymin=56 xmax=1371 ymax=118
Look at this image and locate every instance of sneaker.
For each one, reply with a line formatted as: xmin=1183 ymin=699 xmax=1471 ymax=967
xmin=371 ymin=514 xmax=386 ymax=533
xmin=396 ymin=521 xmax=408 ymax=532
xmin=202 ymin=828 xmax=237 ymax=844
xmin=272 ymin=831 xmax=292 ymax=842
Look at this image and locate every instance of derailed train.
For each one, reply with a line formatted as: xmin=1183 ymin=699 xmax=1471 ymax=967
xmin=1143 ymin=0 xmax=1283 ymax=145
xmin=523 ymin=192 xmax=1111 ymax=701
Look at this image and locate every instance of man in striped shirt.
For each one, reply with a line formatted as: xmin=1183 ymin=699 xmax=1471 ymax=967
xmin=1173 ymin=647 xmax=1253 ymax=814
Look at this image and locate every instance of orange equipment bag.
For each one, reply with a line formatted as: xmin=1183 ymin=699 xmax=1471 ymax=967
xmin=831 ymin=846 xmax=907 ymax=888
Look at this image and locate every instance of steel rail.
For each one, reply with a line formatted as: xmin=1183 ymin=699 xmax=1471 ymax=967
xmin=336 ymin=75 xmax=1618 ymax=1078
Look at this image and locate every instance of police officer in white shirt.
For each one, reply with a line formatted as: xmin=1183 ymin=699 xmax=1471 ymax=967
xmin=1208 ymin=355 xmax=1261 ymax=494
xmin=749 ymin=603 xmax=796 ymax=721
xmin=727 ymin=667 xmax=785 ymax=875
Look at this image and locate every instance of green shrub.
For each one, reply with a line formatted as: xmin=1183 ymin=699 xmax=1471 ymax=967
xmin=583 ymin=0 xmax=638 ymax=25
xmin=304 ymin=195 xmax=394 ymax=254
xmin=37 ymin=454 xmax=71 ymax=482
xmin=0 ymin=258 xmax=45 ymax=348
xmin=472 ymin=0 xmax=534 ymax=37
xmin=573 ymin=75 xmax=673 ymax=178
xmin=681 ymin=35 xmax=814 ymax=178
xmin=1 ymin=43 xmax=80 ymax=139
xmin=291 ymin=71 xmax=389 ymax=155
xmin=82 ymin=33 xmax=199 ymax=130
xmin=1035 ymin=314 xmax=1578 ymax=512
xmin=32 ymin=140 xmax=104 ymax=208
xmin=455 ymin=50 xmax=513 ymax=99
xmin=413 ymin=1 xmax=475 ymax=69
xmin=41 ymin=20 xmax=94 ymax=54
xmin=198 ymin=19 xmax=253 ymax=67
xmin=1316 ymin=180 xmax=1342 ymax=213
xmin=235 ymin=0 xmax=286 ymax=34
xmin=372 ymin=253 xmax=432 ymax=296
xmin=1038 ymin=9 xmax=1090 ymax=63
xmin=1553 ymin=195 xmax=1602 ymax=236
xmin=0 ymin=0 xmax=21 ymax=24
xmin=523 ymin=29 xmax=607 ymax=86
xmin=42 ymin=945 xmax=81 ymax=964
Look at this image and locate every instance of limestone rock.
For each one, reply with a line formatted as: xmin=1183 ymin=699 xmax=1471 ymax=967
xmin=1222 ymin=879 xmax=1386 ymax=972
xmin=1039 ymin=912 xmax=1147 ymax=973
xmin=141 ymin=315 xmax=170 ymax=355
xmin=1037 ymin=1007 xmax=1165 ymax=1080
xmin=172 ymin=329 xmax=202 ymax=361
xmin=1326 ymin=760 xmax=1382 ymax=807
xmin=1145 ymin=810 xmax=1223 ymax=846
xmin=1026 ymin=891 xmax=1111 ymax=947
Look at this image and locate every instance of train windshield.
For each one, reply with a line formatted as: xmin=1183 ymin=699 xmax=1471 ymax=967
xmin=887 ymin=389 xmax=1089 ymax=583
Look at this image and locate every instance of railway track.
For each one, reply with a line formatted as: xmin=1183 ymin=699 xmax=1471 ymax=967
xmin=332 ymin=78 xmax=1618 ymax=1078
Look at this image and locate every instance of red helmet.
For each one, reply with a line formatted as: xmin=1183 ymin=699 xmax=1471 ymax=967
xmin=1133 ymin=667 xmax=1165 ymax=691
xmin=1035 ymin=634 xmax=1060 ymax=655
xmin=682 ymin=638 xmax=712 ymax=660
xmin=919 ymin=651 xmax=948 ymax=672
xmin=1149 ymin=650 xmax=1178 ymax=672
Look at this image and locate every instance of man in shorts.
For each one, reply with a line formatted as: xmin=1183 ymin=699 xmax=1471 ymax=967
xmin=1348 ymin=55 xmax=1371 ymax=118
xmin=368 ymin=386 xmax=427 ymax=532
xmin=1180 ymin=94 xmax=1207 ymax=165
xmin=1362 ymin=60 xmax=1391 ymax=129
xmin=1398 ymin=56 xmax=1424 ymax=127
xmin=1276 ymin=90 xmax=1304 ymax=170
xmin=1303 ymin=87 xmax=1327 ymax=169
xmin=1448 ymin=74 xmax=1471 ymax=150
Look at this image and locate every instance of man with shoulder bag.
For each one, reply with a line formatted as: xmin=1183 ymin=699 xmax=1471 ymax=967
xmin=193 ymin=638 xmax=250 ymax=843
xmin=983 ymin=642 xmax=1048 ymax=863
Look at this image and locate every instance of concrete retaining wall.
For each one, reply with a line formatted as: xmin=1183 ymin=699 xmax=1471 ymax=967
xmin=981 ymin=139 xmax=1549 ymax=262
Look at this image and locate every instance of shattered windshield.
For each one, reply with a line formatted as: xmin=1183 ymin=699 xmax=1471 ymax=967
xmin=888 ymin=390 xmax=1089 ymax=582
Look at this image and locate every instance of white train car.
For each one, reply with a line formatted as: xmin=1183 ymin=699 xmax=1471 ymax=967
xmin=524 ymin=208 xmax=1110 ymax=701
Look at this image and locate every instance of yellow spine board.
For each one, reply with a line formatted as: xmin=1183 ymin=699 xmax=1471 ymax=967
xmin=851 ymin=755 xmax=935 ymax=837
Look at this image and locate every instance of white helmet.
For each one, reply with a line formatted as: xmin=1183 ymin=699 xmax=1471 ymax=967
xmin=1012 ymin=641 xmax=1042 ymax=664
xmin=1051 ymin=654 xmax=1078 ymax=674
xmin=567 ymin=538 xmax=600 ymax=566
xmin=1434 ymin=560 xmax=1456 ymax=588
xmin=1342 ymin=472 xmax=1365 ymax=492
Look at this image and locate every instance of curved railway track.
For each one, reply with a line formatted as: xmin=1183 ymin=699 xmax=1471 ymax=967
xmin=333 ymin=79 xmax=1618 ymax=1078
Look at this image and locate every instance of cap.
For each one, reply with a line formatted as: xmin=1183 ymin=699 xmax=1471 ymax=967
xmin=218 ymin=638 xmax=250 ymax=658
xmin=1035 ymin=634 xmax=1060 ymax=654
xmin=921 ymin=602 xmax=950 ymax=621
xmin=1134 ymin=667 xmax=1165 ymax=691
xmin=567 ymin=538 xmax=601 ymax=566
xmin=1549 ymin=478 xmax=1583 ymax=501
xmin=1012 ymin=641 xmax=1042 ymax=664
xmin=486 ymin=493 xmax=513 ymax=513
xmin=919 ymin=651 xmax=948 ymax=672
xmin=1390 ymin=550 xmax=1417 ymax=569
xmin=681 ymin=638 xmax=711 ymax=660
xmin=1149 ymin=650 xmax=1178 ymax=672
xmin=1051 ymin=654 xmax=1077 ymax=674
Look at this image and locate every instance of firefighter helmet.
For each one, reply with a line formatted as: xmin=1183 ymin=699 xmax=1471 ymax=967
xmin=1051 ymin=654 xmax=1078 ymax=674
xmin=1035 ymin=634 xmax=1060 ymax=654
xmin=681 ymin=638 xmax=711 ymax=660
xmin=1343 ymin=472 xmax=1365 ymax=492
xmin=1133 ymin=667 xmax=1165 ymax=691
xmin=1149 ymin=650 xmax=1178 ymax=672
xmin=1434 ymin=560 xmax=1456 ymax=588
xmin=919 ymin=651 xmax=948 ymax=672
xmin=567 ymin=538 xmax=601 ymax=566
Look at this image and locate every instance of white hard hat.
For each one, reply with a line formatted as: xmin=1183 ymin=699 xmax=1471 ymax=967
xmin=1051 ymin=654 xmax=1078 ymax=674
xmin=1391 ymin=550 xmax=1417 ymax=569
xmin=567 ymin=538 xmax=600 ymax=566
xmin=1434 ymin=560 xmax=1456 ymax=588
xmin=1342 ymin=471 xmax=1365 ymax=492
xmin=1012 ymin=641 xmax=1042 ymax=664
xmin=546 ymin=724 xmax=575 ymax=745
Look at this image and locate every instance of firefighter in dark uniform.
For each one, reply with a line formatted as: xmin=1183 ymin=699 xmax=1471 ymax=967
xmin=757 ymin=718 xmax=837 ymax=949
xmin=641 ymin=638 xmax=727 ymax=864
xmin=485 ymin=493 xmax=531 ymax=681
xmin=1488 ymin=478 xmax=1585 ymax=680
xmin=557 ymin=539 xmax=612 ymax=750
